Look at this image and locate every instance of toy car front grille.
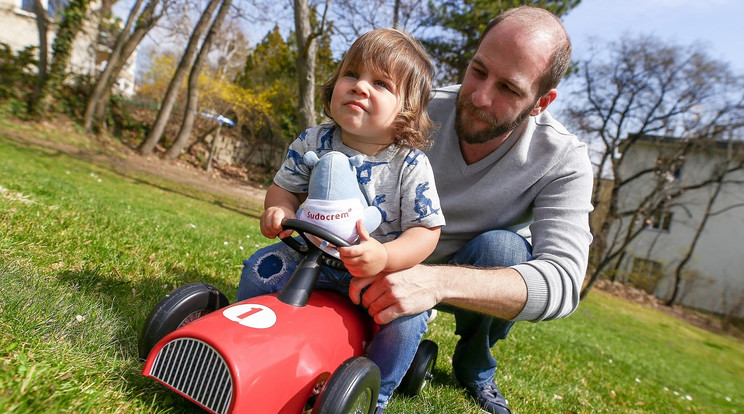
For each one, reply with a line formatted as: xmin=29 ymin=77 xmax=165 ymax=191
xmin=148 ymin=338 xmax=233 ymax=414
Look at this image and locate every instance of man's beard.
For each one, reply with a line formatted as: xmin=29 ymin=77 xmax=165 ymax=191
xmin=455 ymin=94 xmax=534 ymax=144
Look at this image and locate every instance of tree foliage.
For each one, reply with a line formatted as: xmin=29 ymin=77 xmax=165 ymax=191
xmin=83 ymin=0 xmax=174 ymax=133
xmin=138 ymin=0 xmax=223 ymax=155
xmin=235 ymin=22 xmax=335 ymax=165
xmin=0 ymin=44 xmax=38 ymax=105
xmin=237 ymin=25 xmax=298 ymax=146
xmin=165 ymin=0 xmax=234 ymax=160
xmin=138 ymin=51 xmax=179 ymax=100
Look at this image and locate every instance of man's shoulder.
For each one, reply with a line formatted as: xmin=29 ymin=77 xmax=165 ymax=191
xmin=431 ymin=85 xmax=460 ymax=101
xmin=429 ymin=85 xmax=459 ymax=120
xmin=531 ymin=112 xmax=582 ymax=148
xmin=527 ymin=112 xmax=591 ymax=170
xmin=534 ymin=111 xmax=572 ymax=136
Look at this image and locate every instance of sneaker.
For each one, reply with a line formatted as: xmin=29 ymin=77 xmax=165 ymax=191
xmin=464 ymin=381 xmax=512 ymax=414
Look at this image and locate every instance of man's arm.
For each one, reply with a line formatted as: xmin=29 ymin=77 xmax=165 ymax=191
xmin=348 ymin=264 xmax=527 ymax=325
xmin=350 ymin=137 xmax=594 ymax=325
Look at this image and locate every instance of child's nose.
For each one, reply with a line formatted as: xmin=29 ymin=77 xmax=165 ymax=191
xmin=352 ymin=80 xmax=370 ymax=97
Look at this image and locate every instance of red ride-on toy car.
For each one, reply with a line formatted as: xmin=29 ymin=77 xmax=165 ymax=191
xmin=138 ymin=219 xmax=438 ymax=414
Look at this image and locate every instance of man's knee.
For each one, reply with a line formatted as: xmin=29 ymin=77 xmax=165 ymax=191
xmin=450 ymin=230 xmax=532 ymax=268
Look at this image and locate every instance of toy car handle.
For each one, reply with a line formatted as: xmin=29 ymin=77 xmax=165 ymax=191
xmin=280 ymin=218 xmax=352 ymax=254
xmin=277 ymin=219 xmax=351 ymax=307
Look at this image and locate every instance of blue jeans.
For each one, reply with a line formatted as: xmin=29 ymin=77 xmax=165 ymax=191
xmin=447 ymin=230 xmax=533 ymax=389
xmin=236 ymin=242 xmax=429 ymax=407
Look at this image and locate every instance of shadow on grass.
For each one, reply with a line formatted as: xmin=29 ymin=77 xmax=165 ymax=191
xmin=123 ymin=173 xmax=263 ymax=221
xmin=56 ymin=265 xmax=237 ymax=338
xmin=0 ymin=264 xmax=213 ymax=413
xmin=53 ymin=265 xmax=238 ymax=413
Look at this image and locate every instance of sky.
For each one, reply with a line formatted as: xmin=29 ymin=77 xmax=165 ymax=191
xmin=561 ymin=0 xmax=744 ymax=72
xmin=550 ymin=0 xmax=744 ymax=113
xmin=129 ymin=0 xmax=744 ymax=92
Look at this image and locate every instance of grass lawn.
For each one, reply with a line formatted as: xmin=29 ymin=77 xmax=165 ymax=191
xmin=1 ymin=116 xmax=743 ymax=413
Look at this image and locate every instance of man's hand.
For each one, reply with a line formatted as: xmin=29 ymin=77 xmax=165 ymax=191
xmin=348 ymin=266 xmax=441 ymax=324
xmin=338 ymin=220 xmax=387 ymax=277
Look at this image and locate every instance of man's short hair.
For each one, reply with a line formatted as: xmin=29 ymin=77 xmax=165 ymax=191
xmin=480 ymin=6 xmax=572 ymax=97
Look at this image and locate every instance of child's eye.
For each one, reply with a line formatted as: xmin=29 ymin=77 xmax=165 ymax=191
xmin=344 ymin=71 xmax=358 ymax=79
xmin=374 ymin=80 xmax=391 ymax=90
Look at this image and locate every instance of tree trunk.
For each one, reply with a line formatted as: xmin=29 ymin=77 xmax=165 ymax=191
xmin=293 ymin=0 xmax=328 ymax=131
xmin=138 ymin=0 xmax=222 ymax=155
xmin=30 ymin=0 xmax=50 ymax=113
xmin=666 ymin=177 xmax=724 ymax=306
xmin=83 ymin=0 xmax=146 ymax=132
xmin=187 ymin=125 xmax=218 ymax=153
xmin=165 ymin=0 xmax=233 ymax=161
xmin=205 ymin=123 xmax=223 ymax=172
xmin=90 ymin=0 xmax=165 ymax=131
xmin=29 ymin=0 xmax=90 ymax=117
xmin=393 ymin=0 xmax=400 ymax=27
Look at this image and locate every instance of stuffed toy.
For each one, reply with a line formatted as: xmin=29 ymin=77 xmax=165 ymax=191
xmin=296 ymin=151 xmax=382 ymax=256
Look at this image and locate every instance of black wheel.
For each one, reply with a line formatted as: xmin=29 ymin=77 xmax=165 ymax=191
xmin=397 ymin=340 xmax=438 ymax=397
xmin=138 ymin=283 xmax=229 ymax=361
xmin=313 ymin=357 xmax=380 ymax=414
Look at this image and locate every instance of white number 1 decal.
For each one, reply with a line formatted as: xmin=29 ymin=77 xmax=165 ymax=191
xmin=222 ymin=304 xmax=277 ymax=329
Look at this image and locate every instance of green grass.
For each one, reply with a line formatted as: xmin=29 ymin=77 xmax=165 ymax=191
xmin=1 ymin=118 xmax=743 ymax=413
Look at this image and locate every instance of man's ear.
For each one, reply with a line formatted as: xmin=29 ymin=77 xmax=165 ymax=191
xmin=530 ymin=89 xmax=558 ymax=116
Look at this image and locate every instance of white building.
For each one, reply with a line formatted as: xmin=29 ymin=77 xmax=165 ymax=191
xmin=0 ymin=0 xmax=137 ymax=97
xmin=613 ymin=134 xmax=744 ymax=317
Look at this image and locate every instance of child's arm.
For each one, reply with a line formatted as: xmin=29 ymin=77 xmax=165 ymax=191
xmin=338 ymin=220 xmax=441 ymax=278
xmin=261 ymin=183 xmax=306 ymax=239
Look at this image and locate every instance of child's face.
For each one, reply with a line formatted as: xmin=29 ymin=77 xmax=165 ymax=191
xmin=330 ymin=65 xmax=402 ymax=153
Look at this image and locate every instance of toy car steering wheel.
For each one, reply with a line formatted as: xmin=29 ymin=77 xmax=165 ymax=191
xmin=280 ymin=218 xmax=350 ymax=270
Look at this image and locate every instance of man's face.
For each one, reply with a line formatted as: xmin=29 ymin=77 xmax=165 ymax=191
xmin=455 ymin=21 xmax=552 ymax=144
xmin=455 ymin=91 xmax=535 ymax=144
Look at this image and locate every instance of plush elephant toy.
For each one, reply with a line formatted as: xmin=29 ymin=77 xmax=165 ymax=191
xmin=296 ymin=151 xmax=382 ymax=256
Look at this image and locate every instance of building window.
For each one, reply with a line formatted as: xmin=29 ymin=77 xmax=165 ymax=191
xmin=21 ymin=0 xmax=35 ymax=12
xmin=19 ymin=0 xmax=68 ymax=16
xmin=647 ymin=202 xmax=672 ymax=232
xmin=48 ymin=0 xmax=66 ymax=16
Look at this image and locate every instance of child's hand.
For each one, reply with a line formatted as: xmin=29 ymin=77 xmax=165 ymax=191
xmin=338 ymin=220 xmax=387 ymax=278
xmin=260 ymin=206 xmax=295 ymax=239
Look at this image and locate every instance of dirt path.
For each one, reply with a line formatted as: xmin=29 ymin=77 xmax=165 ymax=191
xmin=3 ymin=119 xmax=267 ymax=207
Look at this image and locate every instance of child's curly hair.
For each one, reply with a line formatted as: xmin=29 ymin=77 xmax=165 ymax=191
xmin=322 ymin=28 xmax=435 ymax=150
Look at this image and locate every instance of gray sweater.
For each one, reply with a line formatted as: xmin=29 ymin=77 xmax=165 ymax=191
xmin=425 ymin=85 xmax=594 ymax=322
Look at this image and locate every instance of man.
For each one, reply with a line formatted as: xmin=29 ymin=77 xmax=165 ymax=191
xmin=348 ymin=6 xmax=594 ymax=414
